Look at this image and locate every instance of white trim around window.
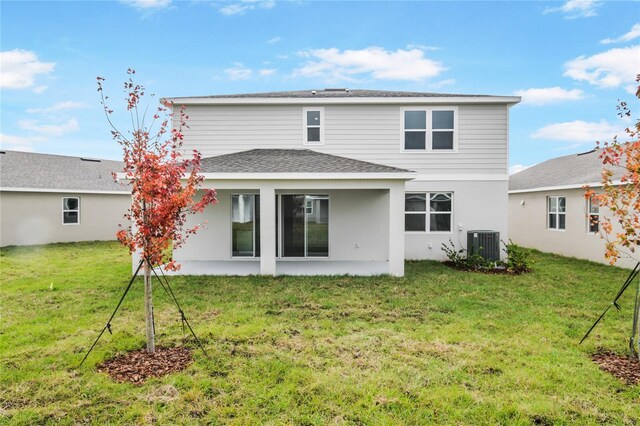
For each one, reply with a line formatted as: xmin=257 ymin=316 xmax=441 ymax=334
xmin=587 ymin=196 xmax=599 ymax=234
xmin=303 ymin=107 xmax=324 ymax=145
xmin=401 ymin=106 xmax=458 ymax=152
xmin=547 ymin=196 xmax=566 ymax=231
xmin=404 ymin=192 xmax=453 ymax=233
xmin=62 ymin=197 xmax=80 ymax=225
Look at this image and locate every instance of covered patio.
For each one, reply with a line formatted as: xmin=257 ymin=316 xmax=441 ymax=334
xmin=167 ymin=149 xmax=416 ymax=277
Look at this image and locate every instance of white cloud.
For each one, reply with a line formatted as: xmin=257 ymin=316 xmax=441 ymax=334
xmin=532 ymin=119 xmax=620 ymax=142
xmin=292 ymin=47 xmax=446 ymax=82
xmin=513 ymin=87 xmax=585 ymax=105
xmin=267 ymin=36 xmax=282 ymax=44
xmin=0 ymin=133 xmax=46 ymax=152
xmin=17 ymin=118 xmax=79 ymax=137
xmin=276 ymin=54 xmax=289 ymax=60
xmin=600 ymin=23 xmax=640 ymax=44
xmin=406 ymin=43 xmax=440 ymax=51
xmin=224 ymin=63 xmax=252 ymax=80
xmin=544 ymin=0 xmax=600 ymax=19
xmin=219 ymin=0 xmax=275 ymax=16
xmin=26 ymin=101 xmax=87 ymax=114
xmin=259 ymin=68 xmax=276 ymax=76
xmin=120 ymin=0 xmax=171 ymax=9
xmin=564 ymin=45 xmax=640 ymax=92
xmin=0 ymin=49 xmax=55 ymax=91
xmin=509 ymin=164 xmax=531 ymax=175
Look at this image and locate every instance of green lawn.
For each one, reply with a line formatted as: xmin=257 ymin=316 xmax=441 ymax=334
xmin=1 ymin=242 xmax=638 ymax=425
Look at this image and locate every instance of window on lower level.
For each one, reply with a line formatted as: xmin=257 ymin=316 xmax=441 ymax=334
xmin=587 ymin=197 xmax=599 ymax=233
xmin=405 ymin=192 xmax=453 ymax=232
xmin=232 ymin=194 xmax=260 ymax=257
xmin=62 ymin=197 xmax=80 ymax=225
xmin=548 ymin=196 xmax=566 ymax=230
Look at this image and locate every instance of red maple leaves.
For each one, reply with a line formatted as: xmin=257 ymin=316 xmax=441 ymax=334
xmin=98 ymin=70 xmax=217 ymax=271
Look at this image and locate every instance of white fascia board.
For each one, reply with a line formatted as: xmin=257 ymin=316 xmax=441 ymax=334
xmin=162 ymin=96 xmax=521 ymax=106
xmin=0 ymin=187 xmax=130 ymax=195
xmin=414 ymin=173 xmax=508 ymax=182
xmin=508 ymin=180 xmax=623 ymax=194
xmin=198 ymin=172 xmax=417 ymax=181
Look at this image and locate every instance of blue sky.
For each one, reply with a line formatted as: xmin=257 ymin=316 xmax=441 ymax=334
xmin=1 ymin=0 xmax=638 ymax=173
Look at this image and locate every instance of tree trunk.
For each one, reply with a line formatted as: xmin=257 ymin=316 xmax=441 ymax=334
xmin=631 ymin=275 xmax=640 ymax=361
xmin=144 ymin=260 xmax=156 ymax=354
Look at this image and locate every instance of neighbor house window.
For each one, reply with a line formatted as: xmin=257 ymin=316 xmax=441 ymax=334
xmin=62 ymin=197 xmax=80 ymax=225
xmin=303 ymin=107 xmax=324 ymax=144
xmin=232 ymin=194 xmax=260 ymax=257
xmin=587 ymin=197 xmax=599 ymax=233
xmin=405 ymin=192 xmax=453 ymax=232
xmin=548 ymin=196 xmax=566 ymax=230
xmin=403 ymin=108 xmax=456 ymax=151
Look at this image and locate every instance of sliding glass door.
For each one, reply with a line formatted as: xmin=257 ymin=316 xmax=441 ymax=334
xmin=232 ymin=194 xmax=260 ymax=257
xmin=280 ymin=195 xmax=329 ymax=258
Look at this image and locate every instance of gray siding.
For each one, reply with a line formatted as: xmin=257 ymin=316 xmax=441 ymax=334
xmin=0 ymin=191 xmax=130 ymax=247
xmin=180 ymin=104 xmax=509 ymax=175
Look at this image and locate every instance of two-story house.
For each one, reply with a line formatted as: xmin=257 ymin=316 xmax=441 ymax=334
xmin=160 ymin=89 xmax=520 ymax=277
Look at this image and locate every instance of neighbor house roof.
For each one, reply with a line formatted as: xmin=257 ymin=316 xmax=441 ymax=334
xmin=165 ymin=89 xmax=520 ymax=105
xmin=198 ymin=149 xmax=414 ymax=176
xmin=0 ymin=150 xmax=129 ymax=193
xmin=509 ymin=149 xmax=627 ymax=193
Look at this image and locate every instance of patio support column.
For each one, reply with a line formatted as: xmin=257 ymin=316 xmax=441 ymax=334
xmin=260 ymin=184 xmax=277 ymax=275
xmin=388 ymin=182 xmax=405 ymax=277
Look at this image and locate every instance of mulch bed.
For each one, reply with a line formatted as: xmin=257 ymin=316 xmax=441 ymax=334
xmin=97 ymin=346 xmax=192 ymax=385
xmin=442 ymin=261 xmax=528 ymax=275
xmin=592 ymin=352 xmax=640 ymax=385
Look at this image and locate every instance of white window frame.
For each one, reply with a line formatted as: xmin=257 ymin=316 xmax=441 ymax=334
xmin=401 ymin=107 xmax=458 ymax=152
xmin=404 ymin=192 xmax=453 ymax=233
xmin=62 ymin=197 xmax=80 ymax=225
xmin=230 ymin=193 xmax=260 ymax=259
xmin=547 ymin=196 xmax=566 ymax=231
xmin=587 ymin=197 xmax=600 ymax=234
xmin=303 ymin=107 xmax=324 ymax=145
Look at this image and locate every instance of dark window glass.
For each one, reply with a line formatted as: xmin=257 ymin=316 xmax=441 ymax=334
xmin=589 ymin=215 xmax=599 ymax=233
xmin=558 ymin=197 xmax=566 ymax=212
xmin=64 ymin=198 xmax=78 ymax=210
xmin=405 ymin=131 xmax=426 ymax=150
xmin=63 ymin=211 xmax=79 ymax=224
xmin=306 ymin=197 xmax=328 ymax=257
xmin=432 ymin=131 xmax=454 ymax=150
xmin=405 ymin=194 xmax=426 ymax=211
xmin=430 ymin=193 xmax=451 ymax=212
xmin=549 ymin=214 xmax=557 ymax=229
xmin=282 ymin=195 xmax=305 ymax=257
xmin=307 ymin=127 xmax=320 ymax=142
xmin=405 ymin=213 xmax=426 ymax=231
xmin=430 ymin=213 xmax=451 ymax=232
xmin=559 ymin=214 xmax=566 ymax=230
xmin=432 ymin=110 xmax=454 ymax=129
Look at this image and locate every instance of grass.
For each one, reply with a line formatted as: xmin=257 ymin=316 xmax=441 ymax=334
xmin=1 ymin=241 xmax=639 ymax=425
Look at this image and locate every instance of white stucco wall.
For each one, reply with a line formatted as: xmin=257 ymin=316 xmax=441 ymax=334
xmin=509 ymin=188 xmax=637 ymax=269
xmin=0 ymin=191 xmax=131 ymax=247
xmin=405 ymin=179 xmax=509 ymax=261
xmin=174 ymin=188 xmax=391 ymax=263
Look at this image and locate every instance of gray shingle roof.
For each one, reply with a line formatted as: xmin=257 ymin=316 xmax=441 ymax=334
xmin=509 ymin=149 xmax=627 ymax=191
xmin=199 ymin=149 xmax=414 ymax=174
xmin=0 ymin=150 xmax=129 ymax=192
xmin=169 ymin=89 xmax=500 ymax=100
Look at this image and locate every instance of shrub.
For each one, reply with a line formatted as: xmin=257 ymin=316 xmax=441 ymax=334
xmin=502 ymin=240 xmax=532 ymax=274
xmin=441 ymin=239 xmax=466 ymax=268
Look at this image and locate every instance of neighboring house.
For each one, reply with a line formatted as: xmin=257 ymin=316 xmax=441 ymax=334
xmin=0 ymin=150 xmax=130 ymax=247
xmin=156 ymin=89 xmax=520 ymax=277
xmin=509 ymin=149 xmax=635 ymax=269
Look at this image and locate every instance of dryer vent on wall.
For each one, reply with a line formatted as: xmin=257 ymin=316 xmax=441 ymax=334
xmin=467 ymin=230 xmax=500 ymax=262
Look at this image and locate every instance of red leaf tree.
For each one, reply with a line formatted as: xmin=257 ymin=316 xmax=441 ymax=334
xmin=98 ymin=69 xmax=217 ymax=353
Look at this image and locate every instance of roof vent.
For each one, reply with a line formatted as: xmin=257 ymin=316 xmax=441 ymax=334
xmin=577 ymin=149 xmax=597 ymax=156
xmin=80 ymin=157 xmax=101 ymax=163
xmin=311 ymin=90 xmax=317 ymax=95
xmin=345 ymin=88 xmax=350 ymax=93
xmin=324 ymin=88 xmax=347 ymax=92
xmin=0 ymin=151 xmax=5 ymax=154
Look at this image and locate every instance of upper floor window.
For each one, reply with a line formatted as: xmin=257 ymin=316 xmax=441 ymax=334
xmin=303 ymin=107 xmax=324 ymax=145
xmin=548 ymin=196 xmax=566 ymax=230
xmin=405 ymin=192 xmax=453 ymax=232
xmin=403 ymin=108 xmax=456 ymax=151
xmin=587 ymin=197 xmax=599 ymax=233
xmin=62 ymin=197 xmax=80 ymax=225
